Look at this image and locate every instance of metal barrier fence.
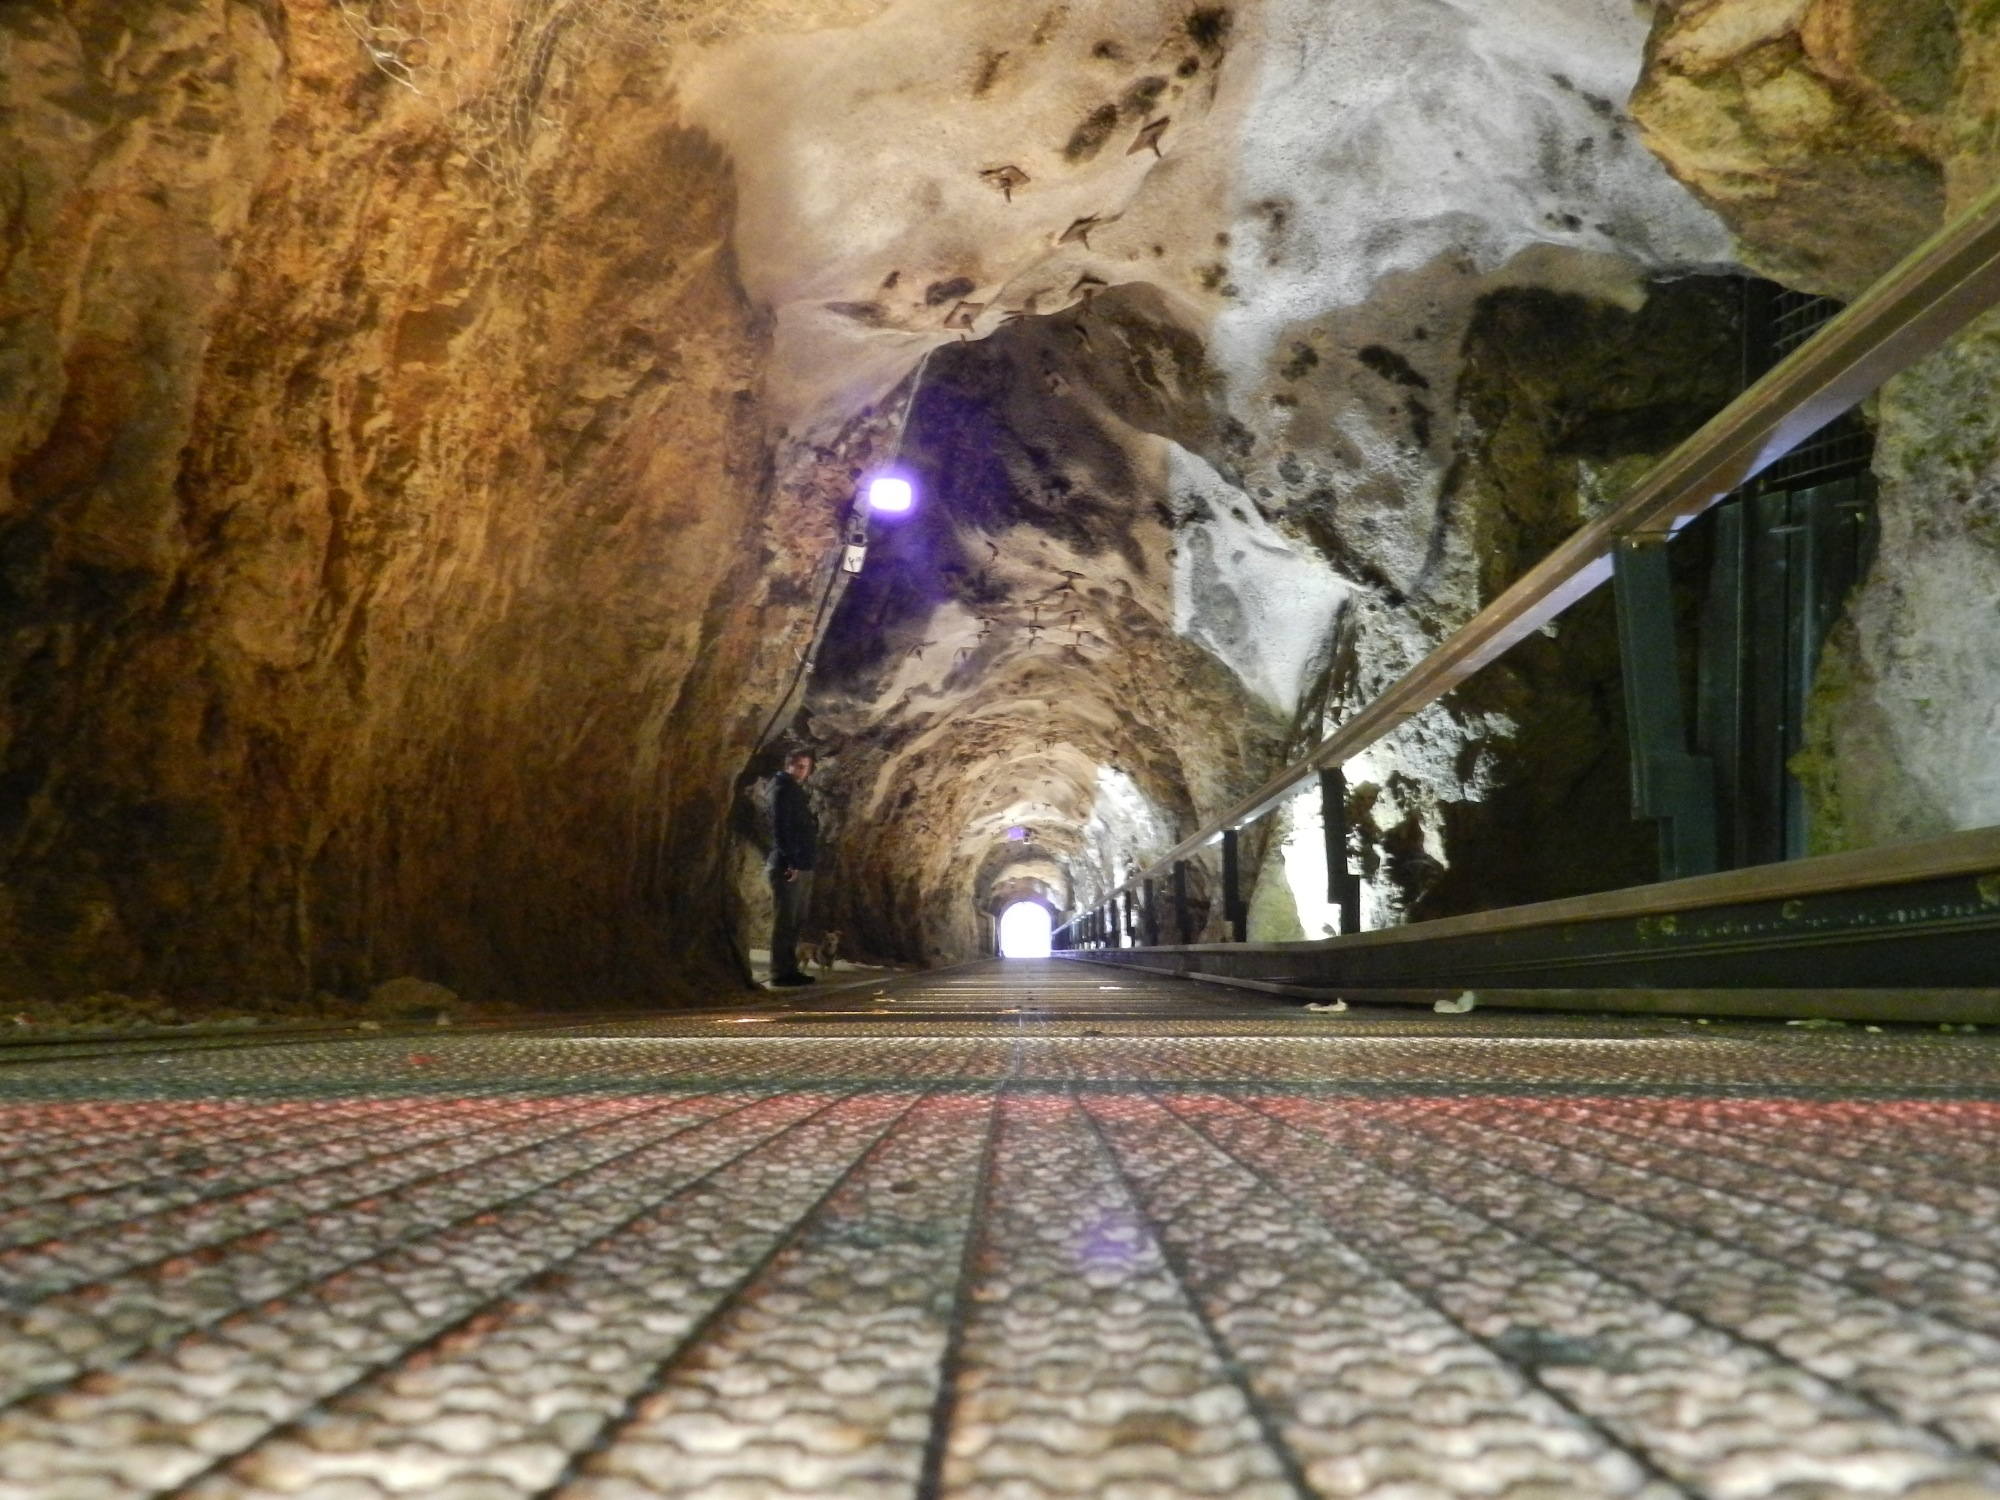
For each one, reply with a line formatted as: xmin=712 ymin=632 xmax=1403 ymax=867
xmin=1055 ymin=176 xmax=2000 ymax=955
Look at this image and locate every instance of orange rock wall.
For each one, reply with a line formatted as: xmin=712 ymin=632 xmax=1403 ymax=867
xmin=0 ymin=1 xmax=842 ymax=1003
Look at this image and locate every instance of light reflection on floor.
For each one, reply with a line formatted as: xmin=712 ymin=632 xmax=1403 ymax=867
xmin=3 ymin=960 xmax=1999 ymax=1497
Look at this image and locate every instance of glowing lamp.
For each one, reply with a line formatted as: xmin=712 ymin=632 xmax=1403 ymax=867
xmin=866 ymin=474 xmax=914 ymax=514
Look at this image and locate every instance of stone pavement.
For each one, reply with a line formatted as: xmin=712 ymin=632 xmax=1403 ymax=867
xmin=4 ymin=960 xmax=2000 ymax=1498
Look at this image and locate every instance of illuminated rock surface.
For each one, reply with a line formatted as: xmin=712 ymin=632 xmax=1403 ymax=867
xmin=1635 ymin=0 xmax=2000 ymax=851
xmin=0 ymin=0 xmax=1994 ymax=999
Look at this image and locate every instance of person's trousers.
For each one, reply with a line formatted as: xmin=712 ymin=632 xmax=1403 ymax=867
xmin=769 ymin=869 xmax=814 ymax=978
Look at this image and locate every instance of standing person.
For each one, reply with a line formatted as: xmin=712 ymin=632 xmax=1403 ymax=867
xmin=767 ymin=748 xmax=819 ymax=987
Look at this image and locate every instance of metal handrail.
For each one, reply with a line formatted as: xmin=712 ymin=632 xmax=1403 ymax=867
xmin=1057 ymin=174 xmax=2000 ymax=939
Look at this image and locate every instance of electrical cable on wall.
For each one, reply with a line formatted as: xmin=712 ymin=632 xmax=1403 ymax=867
xmin=749 ymin=345 xmax=937 ymax=758
xmin=720 ymin=346 xmax=938 ymax=983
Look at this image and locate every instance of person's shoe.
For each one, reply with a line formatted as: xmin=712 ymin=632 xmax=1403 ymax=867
xmin=769 ymin=972 xmax=817 ymax=987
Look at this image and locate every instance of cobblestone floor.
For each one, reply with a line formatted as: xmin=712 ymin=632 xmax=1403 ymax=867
xmin=5 ymin=960 xmax=2000 ymax=1499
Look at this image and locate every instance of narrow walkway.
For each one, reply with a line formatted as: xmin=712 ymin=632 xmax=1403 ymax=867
xmin=5 ymin=960 xmax=2000 ymax=1498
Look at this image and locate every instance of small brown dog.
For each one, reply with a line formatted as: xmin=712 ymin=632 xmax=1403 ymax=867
xmin=798 ymin=929 xmax=843 ymax=975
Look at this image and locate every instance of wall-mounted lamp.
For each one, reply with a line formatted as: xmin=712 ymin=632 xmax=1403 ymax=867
xmin=866 ymin=474 xmax=915 ymax=514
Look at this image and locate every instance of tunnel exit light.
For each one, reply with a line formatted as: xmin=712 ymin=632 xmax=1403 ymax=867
xmin=866 ymin=475 xmax=914 ymax=513
xmin=999 ymin=901 xmax=1053 ymax=958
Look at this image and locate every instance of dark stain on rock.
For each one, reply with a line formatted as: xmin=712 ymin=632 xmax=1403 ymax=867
xmin=1463 ymin=283 xmax=1741 ymax=463
xmin=1293 ymin=499 xmax=1408 ymax=608
xmin=1063 ymin=103 xmax=1121 ymax=162
xmin=1092 ymin=39 xmax=1123 ymax=60
xmin=825 ymin=300 xmax=885 ymax=324
xmin=971 ymin=49 xmax=1009 ymax=96
xmin=924 ymin=276 xmax=975 ymax=307
xmin=1405 ymin=395 xmax=1433 ymax=449
xmin=1176 ymin=55 xmax=1201 ymax=77
xmin=1121 ymin=75 xmax=1168 ymax=115
xmin=1279 ymin=342 xmax=1319 ymax=380
xmin=1358 ymin=344 xmax=1430 ymax=390
xmin=1185 ymin=6 xmax=1232 ymax=52
xmin=1550 ymin=70 xmax=1618 ymax=121
xmin=881 ymin=269 xmax=901 ymax=289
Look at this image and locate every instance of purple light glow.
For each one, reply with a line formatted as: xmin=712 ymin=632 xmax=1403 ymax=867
xmin=866 ymin=474 xmax=914 ymax=513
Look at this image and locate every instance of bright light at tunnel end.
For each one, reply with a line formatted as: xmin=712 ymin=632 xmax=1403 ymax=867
xmin=864 ymin=472 xmax=915 ymax=514
xmin=998 ymin=901 xmax=1053 ymax=959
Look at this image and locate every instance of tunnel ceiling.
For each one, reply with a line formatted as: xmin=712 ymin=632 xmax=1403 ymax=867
xmin=704 ymin=0 xmax=1742 ymax=961
xmin=2 ymin=0 xmax=1993 ymax=1003
xmin=699 ymin=0 xmax=1991 ymax=963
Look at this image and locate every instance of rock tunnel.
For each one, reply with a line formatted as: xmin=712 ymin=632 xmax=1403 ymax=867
xmin=8 ymin=5 xmax=2000 ymax=1495
xmin=3 ymin=0 xmax=1996 ymax=1009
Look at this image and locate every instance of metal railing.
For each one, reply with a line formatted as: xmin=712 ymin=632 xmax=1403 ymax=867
xmin=1056 ymin=174 xmax=2000 ymax=949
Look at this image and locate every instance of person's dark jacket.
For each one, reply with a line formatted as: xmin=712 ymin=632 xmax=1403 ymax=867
xmin=768 ymin=773 xmax=818 ymax=874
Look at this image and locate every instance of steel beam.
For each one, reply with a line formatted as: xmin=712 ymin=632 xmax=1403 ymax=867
xmin=1221 ymin=829 xmax=1246 ymax=943
xmin=1613 ymin=537 xmax=1718 ymax=878
xmin=1319 ymin=767 xmax=1363 ymax=934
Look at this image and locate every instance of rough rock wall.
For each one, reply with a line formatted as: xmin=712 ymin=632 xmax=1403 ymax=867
xmin=1635 ymin=0 xmax=2000 ymax=849
xmin=722 ymin=0 xmax=1740 ymax=959
xmin=0 ymin=0 xmax=868 ymax=1004
xmin=789 ymin=266 xmax=1746 ymax=961
xmin=8 ymin=0 xmax=1880 ymax=999
xmin=1396 ymin=278 xmax=1742 ymax=918
xmin=800 ymin=288 xmax=1283 ymax=962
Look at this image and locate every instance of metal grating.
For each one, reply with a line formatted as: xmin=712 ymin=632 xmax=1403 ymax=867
xmin=4 ymin=961 xmax=2000 ymax=1497
xmin=1745 ymin=284 xmax=1875 ymax=492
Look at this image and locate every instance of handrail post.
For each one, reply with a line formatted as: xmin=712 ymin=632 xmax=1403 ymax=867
xmin=1122 ymin=888 xmax=1136 ymax=947
xmin=1613 ymin=536 xmax=1720 ymax=880
xmin=1173 ymin=860 xmax=1191 ymax=944
xmin=1320 ymin=766 xmax=1363 ymax=935
xmin=1141 ymin=877 xmax=1159 ymax=946
xmin=1221 ymin=828 xmax=1246 ymax=942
